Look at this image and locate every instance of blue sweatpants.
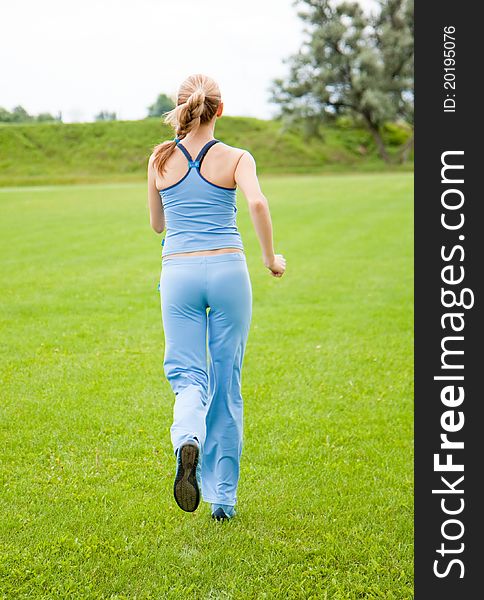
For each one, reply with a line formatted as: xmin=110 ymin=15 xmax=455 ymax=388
xmin=159 ymin=253 xmax=252 ymax=507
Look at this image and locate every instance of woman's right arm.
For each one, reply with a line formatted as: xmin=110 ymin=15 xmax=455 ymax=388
xmin=234 ymin=151 xmax=286 ymax=278
xmin=147 ymin=153 xmax=165 ymax=234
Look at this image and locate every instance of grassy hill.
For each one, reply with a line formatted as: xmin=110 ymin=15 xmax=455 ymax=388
xmin=0 ymin=116 xmax=413 ymax=187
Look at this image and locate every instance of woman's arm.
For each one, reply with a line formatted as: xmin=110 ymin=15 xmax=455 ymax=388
xmin=147 ymin=154 xmax=165 ymax=234
xmin=234 ymin=151 xmax=286 ymax=277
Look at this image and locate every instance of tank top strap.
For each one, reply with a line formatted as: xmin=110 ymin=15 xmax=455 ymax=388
xmin=195 ymin=139 xmax=220 ymax=167
xmin=175 ymin=138 xmax=220 ymax=169
xmin=175 ymin=140 xmax=193 ymax=163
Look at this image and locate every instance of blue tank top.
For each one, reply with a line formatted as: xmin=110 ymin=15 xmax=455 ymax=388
xmin=159 ymin=139 xmax=244 ymax=257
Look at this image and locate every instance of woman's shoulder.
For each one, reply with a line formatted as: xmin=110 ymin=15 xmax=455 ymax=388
xmin=216 ymin=140 xmax=244 ymax=152
xmin=215 ymin=141 xmax=252 ymax=162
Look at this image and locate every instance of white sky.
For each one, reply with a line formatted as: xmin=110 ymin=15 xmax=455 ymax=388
xmin=1 ymin=0 xmax=377 ymax=122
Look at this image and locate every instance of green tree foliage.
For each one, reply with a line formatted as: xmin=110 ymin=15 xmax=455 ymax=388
xmin=0 ymin=106 xmax=60 ymax=123
xmin=0 ymin=108 xmax=12 ymax=122
xmin=35 ymin=112 xmax=58 ymax=122
xmin=0 ymin=105 xmax=33 ymax=123
xmin=11 ymin=105 xmax=33 ymax=123
xmin=94 ymin=110 xmax=117 ymax=121
xmin=271 ymin=0 xmax=414 ymax=162
xmin=147 ymin=93 xmax=175 ymax=117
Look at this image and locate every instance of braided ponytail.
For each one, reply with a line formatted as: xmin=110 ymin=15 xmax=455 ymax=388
xmin=169 ymin=88 xmax=206 ymax=140
xmin=152 ymin=74 xmax=221 ymax=176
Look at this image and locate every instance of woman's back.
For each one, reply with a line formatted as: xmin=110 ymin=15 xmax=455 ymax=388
xmin=157 ymin=138 xmax=245 ymax=257
xmin=155 ymin=139 xmax=244 ymax=191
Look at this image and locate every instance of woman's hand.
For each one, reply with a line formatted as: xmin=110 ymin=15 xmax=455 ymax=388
xmin=264 ymin=254 xmax=286 ymax=278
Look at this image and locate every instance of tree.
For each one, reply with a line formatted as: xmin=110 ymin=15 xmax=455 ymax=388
xmin=270 ymin=0 xmax=414 ymax=163
xmin=0 ymin=107 xmax=13 ymax=122
xmin=0 ymin=106 xmax=34 ymax=123
xmin=147 ymin=93 xmax=175 ymax=118
xmin=11 ymin=105 xmax=34 ymax=123
xmin=0 ymin=106 xmax=63 ymax=123
xmin=95 ymin=110 xmax=117 ymax=121
xmin=36 ymin=112 xmax=57 ymax=122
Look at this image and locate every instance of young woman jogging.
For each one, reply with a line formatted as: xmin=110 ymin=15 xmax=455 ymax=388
xmin=147 ymin=74 xmax=286 ymax=522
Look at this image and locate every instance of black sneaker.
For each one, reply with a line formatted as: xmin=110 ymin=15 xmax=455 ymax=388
xmin=211 ymin=507 xmax=229 ymax=521
xmin=211 ymin=504 xmax=236 ymax=521
xmin=173 ymin=440 xmax=201 ymax=512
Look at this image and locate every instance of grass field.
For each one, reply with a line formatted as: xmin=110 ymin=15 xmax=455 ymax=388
xmin=0 ymin=173 xmax=413 ymax=599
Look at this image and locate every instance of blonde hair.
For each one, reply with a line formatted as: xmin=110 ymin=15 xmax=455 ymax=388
xmin=152 ymin=74 xmax=221 ymax=176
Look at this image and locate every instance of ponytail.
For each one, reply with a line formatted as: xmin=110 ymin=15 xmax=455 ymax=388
xmin=152 ymin=74 xmax=221 ymax=176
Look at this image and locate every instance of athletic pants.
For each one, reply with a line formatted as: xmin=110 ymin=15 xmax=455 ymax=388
xmin=159 ymin=252 xmax=252 ymax=506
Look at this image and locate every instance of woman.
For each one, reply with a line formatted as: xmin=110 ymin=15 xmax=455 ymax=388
xmin=147 ymin=74 xmax=286 ymax=522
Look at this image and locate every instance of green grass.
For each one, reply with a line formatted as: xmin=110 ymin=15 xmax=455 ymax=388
xmin=0 ymin=117 xmax=413 ymax=187
xmin=0 ymin=173 xmax=413 ymax=598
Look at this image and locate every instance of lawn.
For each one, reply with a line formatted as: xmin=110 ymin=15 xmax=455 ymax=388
xmin=0 ymin=173 xmax=413 ymax=599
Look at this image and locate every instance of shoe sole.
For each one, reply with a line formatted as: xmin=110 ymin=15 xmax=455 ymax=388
xmin=174 ymin=442 xmax=200 ymax=512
